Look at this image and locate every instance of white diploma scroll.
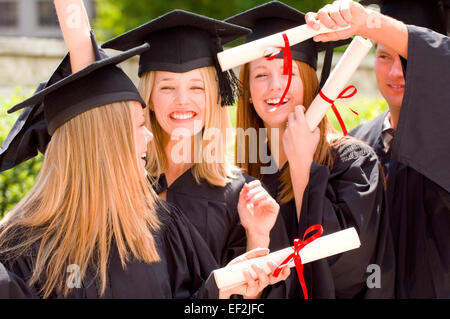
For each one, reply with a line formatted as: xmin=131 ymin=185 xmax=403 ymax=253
xmin=217 ymin=23 xmax=350 ymax=71
xmin=304 ymin=36 xmax=373 ymax=131
xmin=213 ymin=227 xmax=361 ymax=290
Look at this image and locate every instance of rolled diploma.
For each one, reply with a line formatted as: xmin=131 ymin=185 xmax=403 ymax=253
xmin=305 ymin=36 xmax=373 ymax=131
xmin=217 ymin=23 xmax=350 ymax=71
xmin=213 ymin=227 xmax=361 ymax=290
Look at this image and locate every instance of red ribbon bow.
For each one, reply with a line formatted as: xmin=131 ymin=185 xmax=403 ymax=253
xmin=265 ymin=33 xmax=292 ymax=109
xmin=319 ymin=85 xmax=359 ymax=136
xmin=272 ymin=224 xmax=324 ymax=299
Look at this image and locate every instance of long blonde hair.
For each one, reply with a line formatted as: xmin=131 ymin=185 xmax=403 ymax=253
xmin=236 ymin=60 xmax=345 ymax=204
xmin=0 ymin=101 xmax=161 ymax=298
xmin=139 ymin=66 xmax=237 ymax=187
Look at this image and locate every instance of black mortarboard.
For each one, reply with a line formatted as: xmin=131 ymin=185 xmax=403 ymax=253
xmin=0 ymin=31 xmax=148 ymax=172
xmin=360 ymin=0 xmax=449 ymax=35
xmin=101 ymin=10 xmax=251 ymax=106
xmin=225 ymin=1 xmax=351 ymax=88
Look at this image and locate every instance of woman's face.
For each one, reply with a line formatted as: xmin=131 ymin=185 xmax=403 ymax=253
xmin=151 ymin=69 xmax=207 ymax=137
xmin=249 ymin=57 xmax=303 ymax=128
xmin=131 ymin=101 xmax=153 ymax=171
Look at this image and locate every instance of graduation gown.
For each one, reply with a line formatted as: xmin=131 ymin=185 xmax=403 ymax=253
xmin=350 ymin=25 xmax=450 ymax=298
xmin=260 ymin=140 xmax=395 ymax=298
xmin=0 ymin=202 xmax=219 ymax=299
xmin=152 ymin=169 xmax=247 ymax=267
xmin=152 ymin=168 xmax=289 ymax=268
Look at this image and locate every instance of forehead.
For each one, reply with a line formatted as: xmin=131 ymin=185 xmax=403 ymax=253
xmin=249 ymin=57 xmax=300 ymax=72
xmin=131 ymin=101 xmax=144 ymax=118
xmin=154 ymin=69 xmax=204 ymax=81
xmin=375 ymin=43 xmax=398 ymax=55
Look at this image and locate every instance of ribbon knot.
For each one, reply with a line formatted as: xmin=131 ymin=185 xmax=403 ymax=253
xmin=319 ymin=85 xmax=359 ymax=136
xmin=272 ymin=224 xmax=323 ymax=299
xmin=265 ymin=33 xmax=292 ymax=111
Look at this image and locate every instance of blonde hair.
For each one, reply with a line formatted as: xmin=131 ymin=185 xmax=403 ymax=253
xmin=139 ymin=66 xmax=236 ymax=187
xmin=236 ymin=60 xmax=347 ymax=204
xmin=0 ymin=102 xmax=161 ymax=298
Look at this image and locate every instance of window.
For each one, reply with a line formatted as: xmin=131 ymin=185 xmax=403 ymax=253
xmin=0 ymin=1 xmax=18 ymax=27
xmin=37 ymin=0 xmax=58 ymax=27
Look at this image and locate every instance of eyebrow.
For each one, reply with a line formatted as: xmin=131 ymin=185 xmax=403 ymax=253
xmin=376 ymin=49 xmax=392 ymax=55
xmin=158 ymin=78 xmax=204 ymax=82
xmin=250 ymin=66 xmax=267 ymax=72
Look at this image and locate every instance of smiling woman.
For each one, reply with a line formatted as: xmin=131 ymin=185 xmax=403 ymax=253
xmin=100 ymin=10 xmax=292 ymax=298
xmin=140 ymin=66 xmax=233 ymax=186
xmin=229 ymin=1 xmax=395 ymax=299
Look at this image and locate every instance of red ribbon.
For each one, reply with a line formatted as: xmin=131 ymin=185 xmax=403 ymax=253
xmin=272 ymin=224 xmax=324 ymax=299
xmin=318 ymin=85 xmax=359 ymax=136
xmin=265 ymin=33 xmax=292 ymax=109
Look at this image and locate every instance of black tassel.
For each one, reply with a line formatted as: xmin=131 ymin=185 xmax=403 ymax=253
xmin=212 ymin=36 xmax=242 ymax=107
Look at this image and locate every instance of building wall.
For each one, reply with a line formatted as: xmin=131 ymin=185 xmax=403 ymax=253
xmin=0 ymin=0 xmax=95 ymax=38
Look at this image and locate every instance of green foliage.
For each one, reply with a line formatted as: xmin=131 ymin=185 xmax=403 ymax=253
xmin=0 ymin=89 xmax=43 ymax=218
xmin=326 ymin=97 xmax=388 ymax=133
xmin=94 ymin=0 xmax=333 ymax=41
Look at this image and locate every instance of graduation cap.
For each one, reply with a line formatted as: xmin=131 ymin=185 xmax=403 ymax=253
xmin=359 ymin=0 xmax=449 ymax=35
xmin=225 ymin=1 xmax=352 ymax=88
xmin=0 ymin=32 xmax=149 ymax=172
xmin=101 ymin=9 xmax=252 ymax=106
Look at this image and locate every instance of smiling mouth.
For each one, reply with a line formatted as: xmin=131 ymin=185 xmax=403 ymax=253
xmin=169 ymin=111 xmax=197 ymax=120
xmin=387 ymin=84 xmax=405 ymax=90
xmin=265 ymin=98 xmax=289 ymax=106
xmin=266 ymin=98 xmax=290 ymax=112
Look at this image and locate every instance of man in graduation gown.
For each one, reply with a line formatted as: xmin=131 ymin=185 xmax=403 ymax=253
xmin=306 ymin=0 xmax=450 ymax=298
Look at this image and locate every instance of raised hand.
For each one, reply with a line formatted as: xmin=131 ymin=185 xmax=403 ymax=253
xmin=282 ymin=105 xmax=320 ymax=170
xmin=238 ymin=180 xmax=280 ymax=250
xmin=305 ymin=0 xmax=370 ymax=42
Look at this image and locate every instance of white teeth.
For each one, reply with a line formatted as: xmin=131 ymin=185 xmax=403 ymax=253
xmin=170 ymin=111 xmax=196 ymax=120
xmin=266 ymin=98 xmax=289 ymax=105
xmin=389 ymin=85 xmax=404 ymax=88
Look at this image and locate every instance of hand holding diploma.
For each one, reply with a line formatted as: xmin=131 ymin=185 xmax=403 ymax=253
xmin=218 ymin=248 xmax=290 ymax=299
xmin=213 ymin=227 xmax=361 ymax=295
xmin=305 ymin=0 xmax=408 ymax=58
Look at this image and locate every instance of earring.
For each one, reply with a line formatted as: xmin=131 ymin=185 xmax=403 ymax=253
xmin=249 ymin=97 xmax=253 ymax=104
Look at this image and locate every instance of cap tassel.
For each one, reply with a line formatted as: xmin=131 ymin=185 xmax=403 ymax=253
xmin=212 ymin=37 xmax=241 ymax=106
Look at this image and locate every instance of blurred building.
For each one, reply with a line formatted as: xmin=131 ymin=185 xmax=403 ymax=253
xmin=0 ymin=0 xmax=95 ymax=38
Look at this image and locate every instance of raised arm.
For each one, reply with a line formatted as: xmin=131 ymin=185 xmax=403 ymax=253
xmin=305 ymin=0 xmax=409 ymax=58
xmin=54 ymin=0 xmax=95 ymax=72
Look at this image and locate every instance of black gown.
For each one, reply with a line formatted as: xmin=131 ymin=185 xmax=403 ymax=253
xmin=0 ymin=202 xmax=219 ymax=299
xmin=152 ymin=168 xmax=289 ymax=267
xmin=350 ymin=25 xmax=450 ymax=298
xmin=260 ymin=140 xmax=395 ymax=299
